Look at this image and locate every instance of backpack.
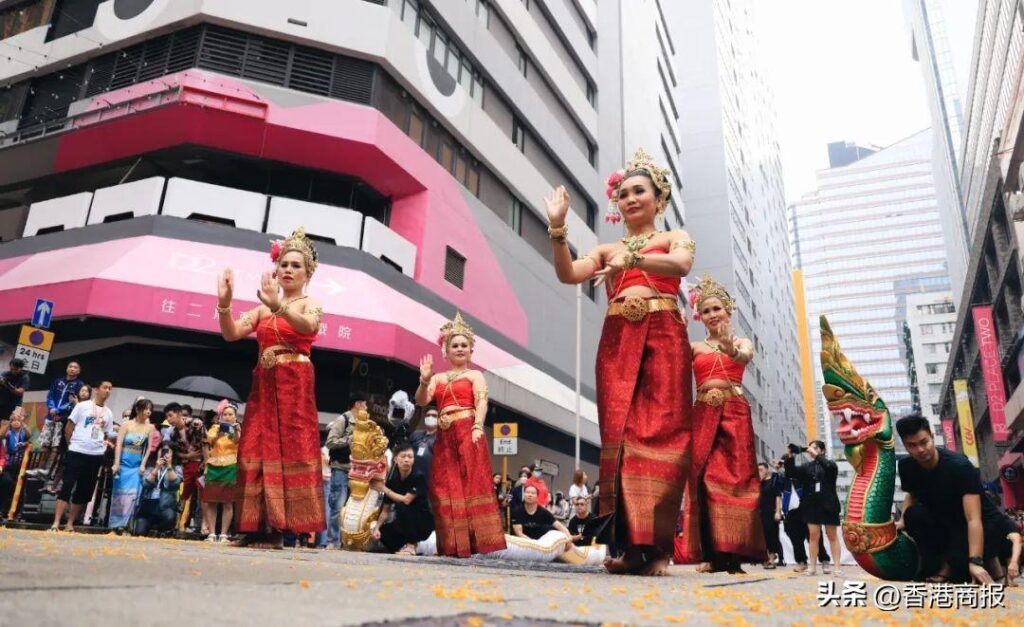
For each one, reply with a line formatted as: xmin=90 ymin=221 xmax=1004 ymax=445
xmin=327 ymin=414 xmax=351 ymax=465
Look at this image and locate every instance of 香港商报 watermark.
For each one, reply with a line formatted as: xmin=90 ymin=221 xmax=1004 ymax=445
xmin=816 ymin=580 xmax=1006 ymax=610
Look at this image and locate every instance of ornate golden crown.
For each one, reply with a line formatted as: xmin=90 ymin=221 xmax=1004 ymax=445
xmin=437 ymin=312 xmax=475 ymax=356
xmin=691 ymin=273 xmax=734 ymax=316
xmin=605 ymin=148 xmax=673 ymax=221
xmin=271 ymin=227 xmax=319 ymax=276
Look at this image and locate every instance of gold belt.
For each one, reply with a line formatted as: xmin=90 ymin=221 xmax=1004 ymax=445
xmin=606 ymin=296 xmax=678 ymax=322
xmin=259 ymin=345 xmax=310 ymax=369
xmin=696 ymin=387 xmax=742 ymax=408
xmin=438 ymin=408 xmax=475 ymax=430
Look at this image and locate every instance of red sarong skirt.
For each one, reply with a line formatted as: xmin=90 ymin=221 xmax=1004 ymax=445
xmin=596 ymin=310 xmax=692 ymax=555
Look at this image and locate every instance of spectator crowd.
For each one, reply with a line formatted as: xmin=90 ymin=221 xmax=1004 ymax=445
xmin=3 ymin=355 xmax=1020 ymax=585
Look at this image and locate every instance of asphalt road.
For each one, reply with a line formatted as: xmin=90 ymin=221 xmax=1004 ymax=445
xmin=1 ymin=527 xmax=1021 ymax=626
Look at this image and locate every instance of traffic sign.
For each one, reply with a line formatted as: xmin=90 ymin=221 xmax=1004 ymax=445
xmin=493 ymin=438 xmax=518 ymax=456
xmin=493 ymin=422 xmax=518 ymax=438
xmin=15 ymin=344 xmax=49 ymax=374
xmin=492 ymin=422 xmax=517 ymax=456
xmin=32 ymin=299 xmax=54 ymax=329
xmin=18 ymin=325 xmax=54 ymax=352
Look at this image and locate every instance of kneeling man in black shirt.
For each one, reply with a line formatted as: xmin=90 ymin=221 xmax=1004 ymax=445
xmin=896 ymin=414 xmax=1017 ymax=584
xmin=511 ymin=484 xmax=572 ymax=542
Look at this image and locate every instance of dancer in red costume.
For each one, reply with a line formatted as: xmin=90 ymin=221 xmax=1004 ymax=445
xmin=675 ymin=273 xmax=765 ymax=572
xmin=547 ymin=148 xmax=695 ymax=576
xmin=414 ymin=313 xmax=506 ymax=557
xmin=217 ymin=227 xmax=326 ymax=549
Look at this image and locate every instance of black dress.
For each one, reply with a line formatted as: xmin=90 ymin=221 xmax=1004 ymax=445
xmin=784 ymin=455 xmax=841 ymax=526
xmin=379 ymin=470 xmax=435 ymax=553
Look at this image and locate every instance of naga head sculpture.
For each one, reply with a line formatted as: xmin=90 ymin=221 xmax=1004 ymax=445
xmin=820 ymin=316 xmax=894 ymax=458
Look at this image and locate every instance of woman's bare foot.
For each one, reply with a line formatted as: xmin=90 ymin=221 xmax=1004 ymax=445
xmin=696 ymin=562 xmax=714 ymax=573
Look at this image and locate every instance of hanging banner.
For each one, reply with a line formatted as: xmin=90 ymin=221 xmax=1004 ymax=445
xmin=954 ymin=379 xmax=980 ymax=467
xmin=940 ymin=419 xmax=957 ymax=452
xmin=972 ymin=305 xmax=1010 ymax=442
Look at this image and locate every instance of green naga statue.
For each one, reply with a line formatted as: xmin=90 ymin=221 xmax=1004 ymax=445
xmin=819 ymin=316 xmax=932 ymax=580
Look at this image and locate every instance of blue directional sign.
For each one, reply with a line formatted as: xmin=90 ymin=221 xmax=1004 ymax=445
xmin=32 ymin=298 xmax=54 ymax=329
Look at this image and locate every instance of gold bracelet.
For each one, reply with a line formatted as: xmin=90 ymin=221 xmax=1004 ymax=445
xmin=623 ymin=252 xmax=644 ymax=270
xmin=272 ymin=304 xmax=287 ymax=316
xmin=472 ymin=424 xmax=484 ymax=432
xmin=216 ymin=304 xmax=232 ymax=315
xmin=419 ymin=378 xmax=430 ymax=387
xmin=547 ymin=223 xmax=568 ymax=241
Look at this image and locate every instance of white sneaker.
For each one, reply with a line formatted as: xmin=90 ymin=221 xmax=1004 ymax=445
xmin=218 ymin=534 xmax=230 ymax=544
xmin=822 ymin=563 xmax=832 ymax=574
xmin=802 ymin=568 xmax=818 ymax=576
xmin=205 ymin=533 xmax=218 ymax=543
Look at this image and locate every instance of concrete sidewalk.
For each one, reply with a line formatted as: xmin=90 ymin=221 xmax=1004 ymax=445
xmin=0 ymin=528 xmax=1020 ymax=626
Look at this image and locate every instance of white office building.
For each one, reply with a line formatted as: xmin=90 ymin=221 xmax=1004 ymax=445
xmin=676 ymin=0 xmax=806 ymax=461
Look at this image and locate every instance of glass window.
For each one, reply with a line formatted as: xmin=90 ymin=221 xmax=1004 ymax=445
xmin=417 ymin=15 xmax=433 ymax=49
xmin=455 ymin=153 xmax=467 ymax=182
xmin=512 ymin=117 xmax=525 ymax=152
xmin=466 ymin=166 xmax=480 ymax=196
xmin=439 ymin=140 xmax=455 ymax=172
xmin=432 ymin=31 xmax=447 ymax=65
xmin=407 ymin=111 xmax=424 ymax=146
xmin=509 ymin=197 xmax=523 ymax=233
xmin=472 ymin=74 xmax=485 ymax=106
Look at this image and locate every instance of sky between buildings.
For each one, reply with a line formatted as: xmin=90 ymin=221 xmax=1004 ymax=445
xmin=754 ymin=0 xmax=979 ymax=203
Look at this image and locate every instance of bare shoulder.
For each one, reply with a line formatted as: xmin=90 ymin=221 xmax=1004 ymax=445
xmin=300 ymin=297 xmax=322 ymax=311
xmin=468 ymin=370 xmax=487 ymax=384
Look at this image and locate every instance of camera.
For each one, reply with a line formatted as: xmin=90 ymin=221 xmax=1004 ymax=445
xmin=788 ymin=443 xmax=807 ymax=455
xmin=218 ymin=422 xmax=234 ymax=434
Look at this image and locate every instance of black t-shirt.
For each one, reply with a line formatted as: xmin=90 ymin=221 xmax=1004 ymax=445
xmin=511 ymin=505 xmax=556 ymax=540
xmin=385 ymin=470 xmax=430 ymax=518
xmin=898 ymin=448 xmax=1007 ymax=530
xmin=0 ymin=370 xmax=29 ymax=408
xmin=567 ymin=512 xmax=595 ymax=541
xmin=759 ymin=475 xmax=781 ymax=516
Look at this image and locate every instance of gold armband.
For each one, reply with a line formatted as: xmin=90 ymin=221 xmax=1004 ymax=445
xmin=238 ymin=311 xmax=255 ymax=328
xmin=579 ymin=254 xmax=599 ymax=268
xmin=547 ymin=224 xmax=568 ymax=241
xmin=474 ymin=390 xmax=489 ymax=402
xmin=672 ymin=239 xmax=696 ymax=254
xmin=216 ymin=304 xmax=232 ymax=315
xmin=307 ymin=305 xmax=323 ymax=326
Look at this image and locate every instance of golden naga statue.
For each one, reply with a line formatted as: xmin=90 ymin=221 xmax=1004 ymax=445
xmin=340 ymin=409 xmax=389 ymax=550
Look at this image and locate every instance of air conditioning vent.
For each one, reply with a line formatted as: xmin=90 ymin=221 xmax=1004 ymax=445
xmin=444 ymin=247 xmax=466 ymax=289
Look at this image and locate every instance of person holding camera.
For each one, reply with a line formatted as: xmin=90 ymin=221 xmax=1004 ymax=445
xmin=324 ymin=392 xmax=365 ymax=548
xmin=201 ymin=400 xmax=241 ymax=543
xmin=133 ymin=446 xmax=182 ymax=536
xmin=0 ymin=358 xmax=29 ymax=440
xmin=783 ymin=441 xmax=842 ymax=576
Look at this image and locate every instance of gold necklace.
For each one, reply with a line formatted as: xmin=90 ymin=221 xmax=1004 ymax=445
xmin=704 ymin=339 xmax=722 ymax=353
xmin=446 ymin=369 xmax=468 ymax=383
xmin=621 ymin=230 xmax=659 ymax=253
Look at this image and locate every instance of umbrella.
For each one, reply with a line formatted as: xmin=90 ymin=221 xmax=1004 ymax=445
xmin=167 ymin=376 xmax=241 ymax=402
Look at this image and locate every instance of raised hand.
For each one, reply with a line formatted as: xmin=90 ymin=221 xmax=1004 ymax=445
xmin=718 ymin=323 xmax=736 ymax=354
xmin=544 ymin=185 xmax=571 ymax=226
xmin=256 ymin=272 xmax=281 ymax=310
xmin=217 ymin=268 xmax=234 ymax=306
xmin=419 ymin=354 xmax=434 ymax=382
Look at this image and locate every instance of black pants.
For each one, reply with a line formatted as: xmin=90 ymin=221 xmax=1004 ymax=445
xmin=0 ymin=467 xmax=17 ymax=516
xmin=761 ymin=514 xmax=783 ymax=560
xmin=133 ymin=501 xmax=177 ymax=536
xmin=59 ymin=451 xmax=104 ymax=505
xmin=784 ymin=506 xmax=829 ymax=564
xmin=902 ymin=503 xmax=1009 ymax=582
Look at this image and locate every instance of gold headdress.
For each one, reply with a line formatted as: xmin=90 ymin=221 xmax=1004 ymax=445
xmin=271 ymin=227 xmax=319 ymax=276
xmin=437 ymin=312 xmax=475 ymax=357
xmin=689 ymin=273 xmax=734 ymax=318
xmin=605 ymin=148 xmax=674 ymax=222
